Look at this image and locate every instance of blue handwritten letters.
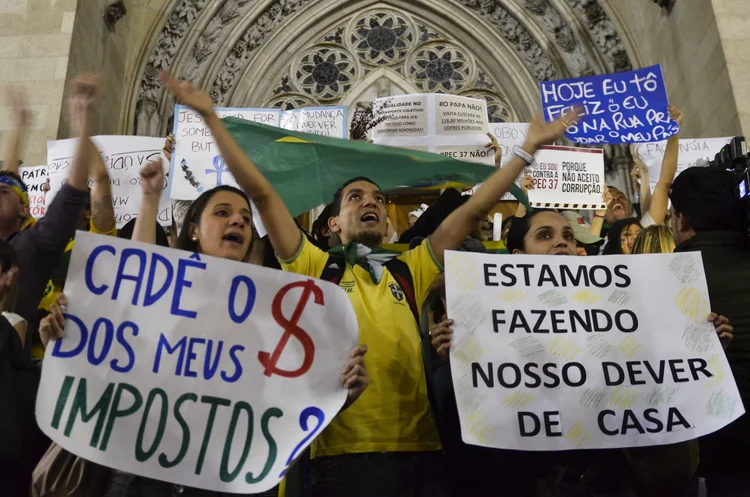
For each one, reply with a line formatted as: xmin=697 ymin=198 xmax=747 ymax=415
xmin=539 ymin=65 xmax=679 ymax=144
xmin=36 ymin=232 xmax=359 ymax=493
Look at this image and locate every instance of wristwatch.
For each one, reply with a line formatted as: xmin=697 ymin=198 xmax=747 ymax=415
xmin=513 ymin=145 xmax=535 ymax=165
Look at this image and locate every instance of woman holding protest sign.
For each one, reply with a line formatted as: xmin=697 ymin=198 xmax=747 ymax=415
xmin=38 ymin=159 xmax=370 ymax=497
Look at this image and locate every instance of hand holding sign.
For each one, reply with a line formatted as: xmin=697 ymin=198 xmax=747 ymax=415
xmin=160 ymin=70 xmax=214 ymax=117
xmin=342 ymin=345 xmax=369 ymax=410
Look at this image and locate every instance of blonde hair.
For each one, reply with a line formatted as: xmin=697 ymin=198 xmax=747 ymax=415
xmin=632 ymin=225 xmax=675 ymax=254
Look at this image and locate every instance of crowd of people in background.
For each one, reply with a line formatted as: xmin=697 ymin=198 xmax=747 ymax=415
xmin=0 ymin=70 xmax=748 ymax=497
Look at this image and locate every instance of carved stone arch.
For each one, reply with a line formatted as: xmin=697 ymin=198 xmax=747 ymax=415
xmin=126 ymin=0 xmax=636 ymax=138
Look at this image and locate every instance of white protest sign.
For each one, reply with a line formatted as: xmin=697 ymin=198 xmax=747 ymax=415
xmin=373 ymin=94 xmax=494 ymax=166
xmin=526 ymin=145 xmax=606 ymax=210
xmin=46 ymin=136 xmax=170 ymax=228
xmin=445 ymin=251 xmax=743 ymax=451
xmin=36 ymin=232 xmax=358 ymax=493
xmin=470 ymin=123 xmax=530 ymax=200
xmin=280 ymin=107 xmax=348 ymax=138
xmin=20 ymin=165 xmax=48 ymax=219
xmin=169 ymin=105 xmax=282 ymax=202
xmin=634 ymin=137 xmax=733 ymax=190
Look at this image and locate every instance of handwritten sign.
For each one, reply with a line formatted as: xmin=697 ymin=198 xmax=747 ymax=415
xmin=46 ymin=137 xmax=170 ymax=228
xmin=540 ymin=65 xmax=679 ymax=144
xmin=36 ymin=232 xmax=358 ymax=493
xmin=634 ymin=137 xmax=733 ymax=190
xmin=280 ymin=107 xmax=348 ymax=138
xmin=20 ymin=165 xmax=48 ymax=219
xmin=444 ymin=251 xmax=743 ymax=451
xmin=526 ymin=146 xmax=606 ymax=210
xmin=373 ymin=94 xmax=493 ymax=166
xmin=169 ymin=105 xmax=282 ymax=203
xmin=469 ymin=123 xmax=530 ymax=200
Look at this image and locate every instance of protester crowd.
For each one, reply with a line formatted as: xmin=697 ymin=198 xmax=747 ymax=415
xmin=0 ymin=70 xmax=748 ymax=497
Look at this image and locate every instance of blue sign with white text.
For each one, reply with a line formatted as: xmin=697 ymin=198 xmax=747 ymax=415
xmin=539 ymin=65 xmax=679 ymax=144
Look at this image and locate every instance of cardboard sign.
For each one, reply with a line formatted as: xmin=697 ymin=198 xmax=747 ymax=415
xmin=373 ymin=94 xmax=493 ymax=166
xmin=19 ymin=165 xmax=48 ymax=219
xmin=46 ymin=137 xmax=170 ymax=228
xmin=280 ymin=107 xmax=348 ymax=138
xmin=36 ymin=232 xmax=359 ymax=493
xmin=540 ymin=65 xmax=679 ymax=144
xmin=469 ymin=123 xmax=530 ymax=201
xmin=526 ymin=146 xmax=606 ymax=210
xmin=445 ymin=251 xmax=743 ymax=451
xmin=634 ymin=137 xmax=733 ymax=190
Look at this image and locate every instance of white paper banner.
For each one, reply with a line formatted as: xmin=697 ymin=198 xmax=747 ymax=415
xmin=470 ymin=123 xmax=531 ymax=200
xmin=36 ymin=232 xmax=359 ymax=493
xmin=372 ymin=94 xmax=493 ymax=166
xmin=280 ymin=107 xmax=348 ymax=138
xmin=169 ymin=105 xmax=348 ymax=239
xmin=46 ymin=136 xmax=170 ymax=228
xmin=445 ymin=251 xmax=743 ymax=451
xmin=526 ymin=145 xmax=606 ymax=210
xmin=20 ymin=165 xmax=48 ymax=219
xmin=634 ymin=137 xmax=733 ymax=190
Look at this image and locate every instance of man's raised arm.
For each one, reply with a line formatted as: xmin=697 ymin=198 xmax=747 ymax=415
xmin=430 ymin=110 xmax=581 ymax=265
xmin=160 ymin=71 xmax=301 ymax=259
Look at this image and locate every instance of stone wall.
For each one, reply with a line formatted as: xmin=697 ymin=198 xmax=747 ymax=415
xmin=0 ymin=0 xmax=77 ymax=167
xmin=712 ymin=0 xmax=750 ymax=136
xmin=606 ymin=0 xmax=743 ymax=138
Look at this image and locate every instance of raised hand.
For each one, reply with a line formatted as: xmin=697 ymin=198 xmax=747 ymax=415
xmin=140 ymin=158 xmax=165 ymax=199
xmin=525 ymin=107 xmax=583 ymax=150
xmin=160 ymin=70 xmax=214 ymax=117
xmin=163 ymin=133 xmax=175 ymax=162
xmin=485 ymin=132 xmax=502 ymax=167
xmin=9 ymin=86 xmax=31 ymax=128
xmin=341 ymin=345 xmax=369 ymax=410
xmin=519 ymin=172 xmax=534 ymax=194
xmin=40 ymin=293 xmax=68 ymax=348
xmin=668 ymin=105 xmax=684 ymax=128
xmin=68 ymin=74 xmax=102 ymax=127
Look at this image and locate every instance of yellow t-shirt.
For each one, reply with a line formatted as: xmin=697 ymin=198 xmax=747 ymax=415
xmin=279 ymin=236 xmax=443 ymax=457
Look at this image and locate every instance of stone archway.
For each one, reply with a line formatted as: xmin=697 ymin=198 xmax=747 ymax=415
xmin=125 ymin=0 xmax=638 ymax=141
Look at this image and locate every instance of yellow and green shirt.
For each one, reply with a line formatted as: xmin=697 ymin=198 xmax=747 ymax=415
xmin=279 ymin=236 xmax=442 ymax=457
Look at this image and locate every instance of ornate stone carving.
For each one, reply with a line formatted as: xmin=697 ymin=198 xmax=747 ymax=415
xmin=408 ymin=42 xmax=472 ymax=92
xmin=461 ymin=90 xmax=514 ymax=122
xmin=452 ymin=0 xmax=557 ymax=81
xmin=294 ymin=47 xmax=358 ymax=100
xmin=209 ymin=0 xmax=315 ymax=105
xmin=137 ymin=0 xmax=209 ymax=103
xmin=104 ymin=0 xmax=127 ymax=33
xmin=349 ymin=11 xmax=415 ymax=66
xmin=563 ymin=0 xmax=633 ymax=72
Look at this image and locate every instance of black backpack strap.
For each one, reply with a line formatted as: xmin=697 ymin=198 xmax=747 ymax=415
xmin=319 ymin=254 xmax=347 ymax=285
xmin=384 ymin=258 xmax=420 ymax=327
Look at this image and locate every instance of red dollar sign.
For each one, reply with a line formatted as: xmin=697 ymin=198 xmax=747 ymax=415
xmin=258 ymin=279 xmax=323 ymax=378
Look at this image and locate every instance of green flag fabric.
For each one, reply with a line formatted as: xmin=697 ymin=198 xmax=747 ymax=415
xmin=223 ymin=117 xmax=529 ymax=216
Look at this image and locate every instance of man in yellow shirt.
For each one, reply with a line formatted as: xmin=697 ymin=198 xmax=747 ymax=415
xmin=162 ymin=70 xmax=580 ymax=497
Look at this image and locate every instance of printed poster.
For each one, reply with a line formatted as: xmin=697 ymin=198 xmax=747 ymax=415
xmin=372 ymin=94 xmax=493 ymax=166
xmin=527 ymin=146 xmax=606 ymax=210
xmin=444 ymin=251 xmax=743 ymax=451
xmin=36 ymin=232 xmax=359 ymax=493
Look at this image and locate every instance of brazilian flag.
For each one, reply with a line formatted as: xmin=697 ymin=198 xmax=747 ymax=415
xmin=223 ymin=117 xmax=528 ymax=216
